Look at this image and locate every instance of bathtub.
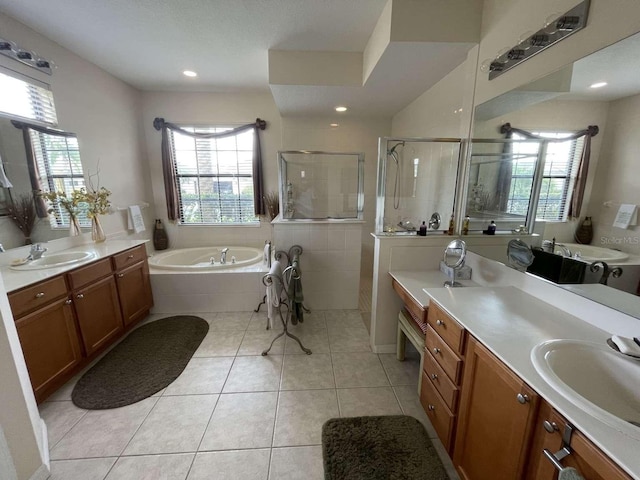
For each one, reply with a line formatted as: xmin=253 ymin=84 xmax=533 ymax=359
xmin=149 ymin=246 xmax=264 ymax=271
xmin=148 ymin=246 xmax=269 ymax=312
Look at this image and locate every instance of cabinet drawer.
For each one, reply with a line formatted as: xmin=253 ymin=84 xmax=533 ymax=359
xmin=9 ymin=276 xmax=68 ymax=318
xmin=427 ymin=302 xmax=465 ymax=354
xmin=392 ymin=279 xmax=427 ymax=324
xmin=67 ymin=258 xmax=112 ymax=290
xmin=425 ymin=325 xmax=463 ymax=384
xmin=420 ymin=370 xmax=455 ymax=452
xmin=113 ymin=245 xmax=147 ymax=271
xmin=423 ymin=349 xmax=459 ymax=412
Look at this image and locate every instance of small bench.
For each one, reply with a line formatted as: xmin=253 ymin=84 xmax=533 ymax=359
xmin=397 ymin=309 xmax=426 ymax=392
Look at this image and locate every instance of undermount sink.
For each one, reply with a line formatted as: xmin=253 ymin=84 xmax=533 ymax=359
xmin=555 ymin=243 xmax=629 ymax=263
xmin=531 ymin=339 xmax=640 ymax=436
xmin=10 ymin=251 xmax=96 ymax=270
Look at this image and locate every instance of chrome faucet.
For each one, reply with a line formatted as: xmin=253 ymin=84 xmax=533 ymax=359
xmin=28 ymin=243 xmax=47 ymax=260
xmin=0 ymin=243 xmax=5 ymax=253
xmin=220 ymin=248 xmax=229 ymax=264
xmin=555 ymin=243 xmax=572 ymax=257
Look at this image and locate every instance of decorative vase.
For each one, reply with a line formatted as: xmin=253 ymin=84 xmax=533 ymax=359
xmin=91 ymin=216 xmax=107 ymax=243
xmin=153 ymin=219 xmax=169 ymax=250
xmin=24 ymin=236 xmax=32 ymax=245
xmin=69 ymin=216 xmax=82 ymax=237
xmin=574 ymin=216 xmax=593 ymax=244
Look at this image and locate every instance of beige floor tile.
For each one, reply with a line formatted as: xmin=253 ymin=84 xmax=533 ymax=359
xmin=193 ymin=331 xmax=245 ymax=357
xmin=284 ymin=329 xmax=330 ymax=354
xmin=393 ymin=385 xmax=437 ymax=438
xmin=269 ymin=446 xmax=324 ymax=480
xmin=328 ymin=327 xmax=371 ymax=352
xmin=237 ymin=330 xmax=284 ymax=355
xmin=379 ymin=353 xmax=420 ymax=386
xmin=209 ymin=312 xmax=252 ymax=331
xmin=324 ymin=310 xmax=365 ymax=330
xmin=163 ymin=357 xmax=233 ymax=395
xmin=187 ymin=450 xmax=270 ymax=480
xmin=280 ymin=354 xmax=334 ymax=390
xmin=105 ymin=453 xmax=194 ymax=480
xmin=331 ymin=352 xmax=389 ymax=388
xmin=39 ymin=400 xmax=87 ymax=448
xmin=247 ymin=311 xmax=271 ymax=331
xmin=337 ymin=387 xmax=402 ymax=417
xmin=223 ymin=355 xmax=283 ymax=393
xmin=50 ymin=397 xmax=158 ymax=459
xmin=288 ymin=311 xmax=327 ymax=330
xmin=199 ymin=392 xmax=277 ymax=451
xmin=273 ymin=389 xmax=338 ymax=447
xmin=48 ymin=458 xmax=117 ymax=480
xmin=123 ymin=395 xmax=218 ymax=455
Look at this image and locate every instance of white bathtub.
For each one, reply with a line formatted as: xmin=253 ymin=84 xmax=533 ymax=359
xmin=149 ymin=246 xmax=264 ymax=271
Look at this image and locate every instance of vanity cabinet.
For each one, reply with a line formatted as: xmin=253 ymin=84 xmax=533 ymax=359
xmin=453 ymin=335 xmax=540 ymax=480
xmin=7 ymin=243 xmax=153 ymax=402
xmin=526 ymin=401 xmax=632 ymax=480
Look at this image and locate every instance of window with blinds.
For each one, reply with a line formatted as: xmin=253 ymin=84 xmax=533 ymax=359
xmin=509 ymin=132 xmax=583 ymax=222
xmin=170 ymin=126 xmax=258 ymax=225
xmin=30 ymin=130 xmax=88 ymax=228
xmin=0 ymin=69 xmax=58 ymax=125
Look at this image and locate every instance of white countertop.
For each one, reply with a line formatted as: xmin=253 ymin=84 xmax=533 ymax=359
xmin=391 ymin=270 xmax=640 ymax=478
xmin=1 ymin=240 xmax=149 ymax=293
xmin=388 ymin=270 xmax=478 ymax=308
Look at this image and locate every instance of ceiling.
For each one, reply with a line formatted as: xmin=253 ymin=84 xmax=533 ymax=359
xmin=0 ymin=0 xmax=477 ymax=117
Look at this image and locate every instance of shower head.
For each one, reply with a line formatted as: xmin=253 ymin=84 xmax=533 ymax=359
xmin=387 ymin=141 xmax=405 ymax=165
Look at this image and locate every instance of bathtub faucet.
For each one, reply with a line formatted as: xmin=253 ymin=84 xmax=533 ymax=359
xmin=220 ymin=248 xmax=229 ymax=264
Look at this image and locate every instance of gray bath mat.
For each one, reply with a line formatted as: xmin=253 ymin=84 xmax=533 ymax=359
xmin=72 ymin=316 xmax=209 ymax=409
xmin=322 ymin=415 xmax=448 ymax=480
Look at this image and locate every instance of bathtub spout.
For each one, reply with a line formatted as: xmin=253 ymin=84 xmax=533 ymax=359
xmin=220 ymin=248 xmax=229 ymax=264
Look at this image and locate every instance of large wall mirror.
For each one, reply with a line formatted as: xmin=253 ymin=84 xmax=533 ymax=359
xmin=469 ymin=31 xmax=640 ymax=319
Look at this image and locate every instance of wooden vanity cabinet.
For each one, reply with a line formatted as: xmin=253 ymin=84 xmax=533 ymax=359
xmin=114 ymin=247 xmax=153 ymax=327
xmin=526 ymin=401 xmax=632 ymax=480
xmin=453 ymin=335 xmax=539 ymax=480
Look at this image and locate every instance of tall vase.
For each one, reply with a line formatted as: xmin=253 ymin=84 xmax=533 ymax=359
xmin=574 ymin=216 xmax=593 ymax=244
xmin=69 ymin=216 xmax=82 ymax=237
xmin=91 ymin=216 xmax=106 ymax=243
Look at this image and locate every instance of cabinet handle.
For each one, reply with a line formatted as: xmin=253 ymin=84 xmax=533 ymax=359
xmin=118 ymin=273 xmax=124 ymax=278
xmin=428 ymin=404 xmax=435 ymax=411
xmin=436 ymin=319 xmax=444 ymax=326
xmin=516 ymin=393 xmax=530 ymax=404
xmin=543 ymin=420 xmax=559 ymax=433
xmin=35 ymin=292 xmax=45 ymax=298
xmin=433 ymin=347 xmax=441 ymax=355
xmin=430 ymin=373 xmax=438 ymax=380
xmin=65 ymin=299 xmax=72 ymax=305
xmin=127 ymin=254 xmax=134 ymax=259
xmin=76 ymin=293 xmax=84 ymax=299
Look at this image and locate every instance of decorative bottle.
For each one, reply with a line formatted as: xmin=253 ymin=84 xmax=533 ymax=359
xmin=487 ymin=220 xmax=496 ymax=235
xmin=462 ymin=215 xmax=470 ymax=235
xmin=447 ymin=213 xmax=455 ymax=235
xmin=153 ymin=219 xmax=169 ymax=250
xmin=419 ymin=221 xmax=427 ymax=236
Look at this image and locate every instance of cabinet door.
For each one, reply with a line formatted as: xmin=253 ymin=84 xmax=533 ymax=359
xmin=453 ymin=336 xmax=539 ymax=480
xmin=73 ymin=275 xmax=124 ymax=355
xmin=116 ymin=260 xmax=153 ymax=327
xmin=527 ymin=401 xmax=632 ymax=480
xmin=15 ymin=297 xmax=82 ymax=401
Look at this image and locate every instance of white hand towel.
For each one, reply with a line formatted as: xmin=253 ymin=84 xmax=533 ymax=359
xmin=128 ymin=205 xmax=145 ymax=233
xmin=266 ymin=260 xmax=283 ymax=329
xmin=611 ymin=335 xmax=640 ymax=357
xmin=263 ymin=243 xmax=271 ymax=264
xmin=0 ymin=155 xmax=13 ymax=188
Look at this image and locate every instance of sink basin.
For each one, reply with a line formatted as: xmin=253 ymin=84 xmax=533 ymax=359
xmin=10 ymin=251 xmax=96 ymax=270
xmin=555 ymin=243 xmax=629 ymax=263
xmin=531 ymin=339 xmax=640 ymax=436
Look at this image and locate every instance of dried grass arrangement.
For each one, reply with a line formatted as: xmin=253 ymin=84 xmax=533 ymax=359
xmin=6 ymin=194 xmax=38 ymax=245
xmin=263 ymin=191 xmax=280 ymax=221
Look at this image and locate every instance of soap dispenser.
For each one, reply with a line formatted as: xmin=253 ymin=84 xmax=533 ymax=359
xmin=487 ymin=220 xmax=496 ymax=235
xmin=462 ymin=215 xmax=470 ymax=235
xmin=419 ymin=221 xmax=427 ymax=236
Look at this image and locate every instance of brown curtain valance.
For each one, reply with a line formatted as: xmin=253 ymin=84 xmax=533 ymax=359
xmin=500 ymin=123 xmax=599 ymax=219
xmin=12 ymin=120 xmax=78 ymax=218
xmin=153 ymin=117 xmax=267 ymax=221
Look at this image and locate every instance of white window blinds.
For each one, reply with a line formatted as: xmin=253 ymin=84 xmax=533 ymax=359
xmin=0 ymin=69 xmax=57 ymax=125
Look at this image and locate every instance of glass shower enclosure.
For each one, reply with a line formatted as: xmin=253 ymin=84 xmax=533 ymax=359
xmin=278 ymin=151 xmax=364 ymax=220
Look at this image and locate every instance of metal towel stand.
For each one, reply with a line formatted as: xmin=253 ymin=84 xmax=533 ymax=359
xmin=261 ymin=245 xmax=311 ymax=356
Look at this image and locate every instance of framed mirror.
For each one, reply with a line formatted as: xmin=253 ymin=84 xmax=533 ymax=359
xmin=443 ymin=238 xmax=467 ymax=287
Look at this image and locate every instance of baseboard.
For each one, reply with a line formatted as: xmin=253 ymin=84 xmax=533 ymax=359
xmin=372 ymin=343 xmax=396 ymax=354
xmin=29 ymin=464 xmax=49 ymax=480
xmin=39 ymin=418 xmax=49 ymax=467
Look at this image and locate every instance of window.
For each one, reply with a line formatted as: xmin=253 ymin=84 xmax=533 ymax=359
xmin=171 ymin=126 xmax=258 ymax=224
xmin=509 ymin=132 xmax=583 ymax=221
xmin=0 ymin=69 xmax=57 ymax=125
xmin=30 ymin=130 xmax=87 ymax=228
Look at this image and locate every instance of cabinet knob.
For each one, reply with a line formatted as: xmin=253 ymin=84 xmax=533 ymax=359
xmin=118 ymin=273 xmax=124 ymax=278
xmin=543 ymin=420 xmax=559 ymax=433
xmin=516 ymin=393 xmax=530 ymax=404
xmin=127 ymin=254 xmax=134 ymax=259
xmin=436 ymin=319 xmax=445 ymax=326
xmin=35 ymin=292 xmax=45 ymax=298
xmin=430 ymin=373 xmax=438 ymax=380
xmin=76 ymin=293 xmax=84 ymax=299
xmin=433 ymin=347 xmax=441 ymax=355
xmin=65 ymin=299 xmax=72 ymax=305
xmin=428 ymin=404 xmax=435 ymax=411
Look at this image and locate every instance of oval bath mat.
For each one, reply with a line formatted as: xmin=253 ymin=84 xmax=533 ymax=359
xmin=72 ymin=316 xmax=209 ymax=409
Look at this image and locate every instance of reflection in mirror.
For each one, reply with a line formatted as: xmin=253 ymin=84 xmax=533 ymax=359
xmin=469 ymin=31 xmax=640 ymax=318
xmin=507 ymin=239 xmax=534 ymax=271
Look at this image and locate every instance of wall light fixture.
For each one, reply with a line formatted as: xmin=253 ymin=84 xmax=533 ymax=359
xmin=0 ymin=36 xmax=53 ymax=75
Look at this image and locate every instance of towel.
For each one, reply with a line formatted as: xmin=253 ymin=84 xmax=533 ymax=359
xmin=263 ymin=243 xmax=271 ymax=266
xmin=611 ymin=335 xmax=640 ymax=357
xmin=287 ymin=259 xmax=304 ymax=325
xmin=266 ymin=260 xmax=283 ymax=329
xmin=127 ymin=205 xmax=146 ymax=233
xmin=558 ymin=467 xmax=585 ymax=480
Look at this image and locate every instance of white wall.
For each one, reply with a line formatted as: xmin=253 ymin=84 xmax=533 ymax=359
xmin=140 ymin=91 xmax=282 ymax=250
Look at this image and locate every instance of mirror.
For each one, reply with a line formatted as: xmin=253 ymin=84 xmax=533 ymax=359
xmin=470 ymin=31 xmax=640 ymax=318
xmin=443 ymin=239 xmax=467 ymax=287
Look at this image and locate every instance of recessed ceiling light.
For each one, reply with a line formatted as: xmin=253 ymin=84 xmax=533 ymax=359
xmin=590 ymin=82 xmax=607 ymax=89
xmin=335 ymin=106 xmax=347 ymax=112
xmin=183 ymin=70 xmax=198 ymax=77
xmin=330 ymin=123 xmax=339 ymax=127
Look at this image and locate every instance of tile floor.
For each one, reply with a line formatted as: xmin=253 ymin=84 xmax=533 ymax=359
xmin=41 ymin=309 xmax=459 ymax=480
